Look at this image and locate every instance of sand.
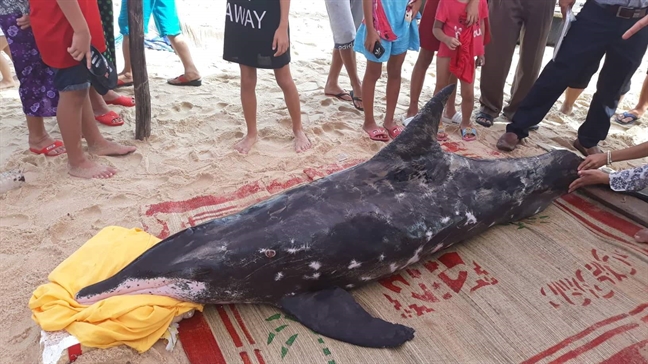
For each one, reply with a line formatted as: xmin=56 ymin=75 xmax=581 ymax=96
xmin=0 ymin=1 xmax=647 ymax=363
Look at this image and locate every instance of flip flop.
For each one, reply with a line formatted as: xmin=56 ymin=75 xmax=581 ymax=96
xmin=366 ymin=127 xmax=389 ymax=142
xmin=116 ymin=79 xmax=133 ymax=88
xmin=403 ymin=116 xmax=415 ymax=126
xmin=385 ymin=125 xmax=404 ymax=139
xmin=614 ymin=112 xmax=639 ymax=126
xmin=95 ymin=111 xmax=124 ymax=126
xmin=325 ymin=90 xmax=352 ymax=101
xmin=168 ymin=75 xmax=202 ymax=86
xmin=475 ymin=111 xmax=494 ymax=127
xmin=442 ymin=112 xmax=462 ymax=124
xmin=350 ymin=90 xmax=364 ymax=111
xmin=460 ymin=127 xmax=477 ymax=141
xmin=29 ymin=140 xmax=66 ymax=156
xmin=106 ymin=95 xmax=135 ymax=107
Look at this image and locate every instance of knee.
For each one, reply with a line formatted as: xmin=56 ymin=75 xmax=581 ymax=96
xmin=364 ymin=64 xmax=382 ymax=82
xmin=387 ymin=67 xmax=402 ymax=82
xmin=240 ymin=73 xmax=257 ymax=90
xmin=275 ymin=74 xmax=294 ymax=91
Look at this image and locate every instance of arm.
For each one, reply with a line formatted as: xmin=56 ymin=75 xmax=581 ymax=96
xmin=466 ymin=0 xmax=479 ymax=26
xmin=57 ymin=0 xmax=92 ymax=66
xmin=579 ymin=141 xmax=648 ymax=170
xmin=56 ymin=0 xmax=90 ymax=34
xmin=278 ymin=0 xmax=290 ymax=30
xmin=476 ymin=18 xmax=485 ymax=66
xmin=362 ymin=0 xmax=380 ymax=52
xmin=432 ymin=20 xmax=447 ymax=42
xmin=273 ymin=0 xmax=290 ymax=56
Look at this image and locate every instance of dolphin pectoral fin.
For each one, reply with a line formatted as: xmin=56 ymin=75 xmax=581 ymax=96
xmin=278 ymin=287 xmax=415 ymax=348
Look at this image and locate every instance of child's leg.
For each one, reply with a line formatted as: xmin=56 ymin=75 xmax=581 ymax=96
xmin=119 ymin=36 xmax=133 ymax=82
xmin=324 ymin=50 xmax=352 ymax=100
xmin=166 ymin=34 xmax=201 ymax=82
xmin=57 ymin=89 xmax=116 ymax=178
xmin=0 ymin=36 xmax=14 ymax=89
xmin=274 ymin=64 xmax=312 ymax=153
xmin=560 ymin=87 xmax=584 ymax=115
xmin=458 ymin=79 xmax=477 ymax=141
xmin=235 ymin=65 xmax=258 ymax=154
xmin=384 ymin=52 xmax=407 ymax=133
xmin=81 ymin=92 xmax=136 ymax=157
xmin=407 ymin=48 xmax=434 ymax=118
xmin=433 ymin=57 xmax=453 ymax=140
xmin=444 ymin=73 xmax=458 ymax=118
xmin=362 ymin=60 xmax=387 ymax=138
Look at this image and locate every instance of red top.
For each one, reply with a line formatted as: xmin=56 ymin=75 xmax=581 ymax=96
xmin=435 ymin=0 xmax=488 ymax=58
xmin=29 ymin=0 xmax=107 ymax=69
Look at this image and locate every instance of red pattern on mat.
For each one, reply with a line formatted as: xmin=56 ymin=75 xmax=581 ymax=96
xmin=141 ymin=160 xmax=647 ymax=364
xmin=522 ymin=303 xmax=648 ymax=364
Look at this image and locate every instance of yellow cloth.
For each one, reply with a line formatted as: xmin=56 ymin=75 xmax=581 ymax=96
xmin=29 ymin=226 xmax=203 ymax=353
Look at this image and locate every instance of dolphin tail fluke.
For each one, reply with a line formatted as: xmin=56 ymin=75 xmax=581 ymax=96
xmin=278 ymin=287 xmax=415 ymax=348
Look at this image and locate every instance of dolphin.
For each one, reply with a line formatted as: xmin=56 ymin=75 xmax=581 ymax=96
xmin=76 ymin=84 xmax=582 ymax=348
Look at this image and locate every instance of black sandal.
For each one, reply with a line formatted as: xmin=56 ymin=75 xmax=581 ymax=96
xmin=350 ymin=90 xmax=364 ymax=111
xmin=475 ymin=111 xmax=494 ymax=127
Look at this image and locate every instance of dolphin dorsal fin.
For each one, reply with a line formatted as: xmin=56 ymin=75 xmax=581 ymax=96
xmin=373 ymin=84 xmax=456 ymax=161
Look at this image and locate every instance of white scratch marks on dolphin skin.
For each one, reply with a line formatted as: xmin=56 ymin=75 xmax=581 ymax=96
xmin=275 ymin=272 xmax=284 ymax=281
xmin=346 ymin=284 xmax=354 ymax=289
xmin=285 ymin=244 xmax=309 ymax=254
xmin=348 ymin=260 xmax=361 ymax=269
xmin=441 ymin=217 xmax=450 ymax=223
xmin=425 ymin=230 xmax=433 ymax=241
xmin=378 ymin=254 xmax=386 ymax=261
xmin=535 ymin=206 xmax=542 ymax=214
xmin=216 ymin=245 xmax=227 ymax=252
xmin=465 ymin=212 xmax=477 ymax=225
xmin=390 ymin=263 xmax=399 ymax=272
xmin=303 ymin=273 xmax=320 ymax=280
xmin=431 ymin=244 xmax=444 ymax=254
xmin=405 ymin=247 xmax=424 ymax=266
xmin=309 ymin=261 xmax=321 ymax=270
xmin=360 ymin=276 xmax=372 ymax=281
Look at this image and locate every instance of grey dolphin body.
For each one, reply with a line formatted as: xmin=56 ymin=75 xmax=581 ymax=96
xmin=76 ymin=85 xmax=581 ymax=348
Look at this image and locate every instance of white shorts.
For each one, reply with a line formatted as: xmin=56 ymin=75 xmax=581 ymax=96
xmin=324 ymin=0 xmax=363 ymax=49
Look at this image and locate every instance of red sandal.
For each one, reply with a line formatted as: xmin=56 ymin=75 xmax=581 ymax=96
xmin=106 ymin=95 xmax=135 ymax=107
xmin=95 ymin=111 xmax=124 ymax=126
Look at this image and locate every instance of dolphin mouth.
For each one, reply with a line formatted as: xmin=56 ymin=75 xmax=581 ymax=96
xmin=75 ymin=277 xmax=207 ymax=305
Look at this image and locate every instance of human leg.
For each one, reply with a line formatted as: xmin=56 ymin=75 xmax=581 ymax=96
xmin=275 ymin=65 xmax=311 ymax=153
xmin=503 ymin=0 xmax=555 ymax=119
xmin=117 ymin=0 xmax=153 ymax=85
xmin=384 ymin=52 xmax=407 ymax=137
xmin=578 ymin=18 xmax=648 ymax=149
xmin=89 ymin=87 xmax=125 ymax=126
xmin=560 ymin=57 xmax=601 ymax=115
xmin=235 ymin=65 xmax=258 ymax=154
xmin=432 ymin=57 xmax=453 ymax=141
xmin=0 ymin=35 xmax=14 ymax=88
xmin=459 ymin=79 xmax=476 ymax=141
xmin=615 ymin=72 xmax=648 ymax=125
xmin=407 ymin=48 xmax=435 ymax=118
xmin=497 ymin=1 xmax=610 ymax=151
xmin=478 ymin=0 xmax=523 ymax=123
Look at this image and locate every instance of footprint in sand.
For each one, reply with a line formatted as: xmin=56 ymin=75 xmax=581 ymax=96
xmin=0 ymin=214 xmax=29 ymax=227
xmin=320 ymin=98 xmax=333 ymax=107
xmin=189 ymin=173 xmax=215 ymax=191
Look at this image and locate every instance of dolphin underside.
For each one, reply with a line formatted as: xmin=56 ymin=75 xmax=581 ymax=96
xmin=75 ymin=84 xmax=581 ymax=349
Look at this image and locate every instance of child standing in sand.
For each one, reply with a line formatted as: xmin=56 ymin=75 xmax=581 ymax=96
xmin=354 ymin=0 xmax=421 ymax=142
xmin=223 ymin=0 xmax=311 ymax=154
xmin=29 ymin=0 xmax=136 ymax=179
xmin=432 ymin=0 xmax=488 ymax=142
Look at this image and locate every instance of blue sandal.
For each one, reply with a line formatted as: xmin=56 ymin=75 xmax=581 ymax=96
xmin=615 ymin=112 xmax=639 ymax=126
xmin=461 ymin=128 xmax=477 ymax=141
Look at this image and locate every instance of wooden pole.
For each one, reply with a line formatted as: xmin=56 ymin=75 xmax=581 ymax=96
xmin=127 ymin=0 xmax=151 ymax=140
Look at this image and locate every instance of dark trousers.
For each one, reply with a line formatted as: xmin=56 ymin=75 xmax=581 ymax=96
xmin=507 ymin=0 xmax=648 ymax=148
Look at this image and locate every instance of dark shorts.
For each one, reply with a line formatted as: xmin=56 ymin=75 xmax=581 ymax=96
xmin=53 ymin=64 xmax=92 ymax=93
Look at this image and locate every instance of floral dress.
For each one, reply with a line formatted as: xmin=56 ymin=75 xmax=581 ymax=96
xmin=609 ymin=164 xmax=648 ymax=192
xmin=0 ymin=0 xmax=58 ymax=117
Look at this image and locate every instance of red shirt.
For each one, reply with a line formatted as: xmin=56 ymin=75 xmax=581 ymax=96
xmin=29 ymin=0 xmax=107 ymax=69
xmin=435 ymin=0 xmax=488 ymax=58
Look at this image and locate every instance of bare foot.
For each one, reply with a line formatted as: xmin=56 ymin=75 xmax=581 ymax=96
xmin=68 ymin=159 xmax=117 ymax=179
xmin=234 ymin=134 xmax=257 ymax=154
xmin=293 ymin=130 xmax=312 ymax=153
xmin=636 ymin=228 xmax=648 ymax=243
xmin=88 ymin=140 xmax=137 ymax=156
xmin=324 ymin=84 xmax=352 ymax=101
xmin=560 ymin=103 xmax=573 ymax=116
xmin=0 ymin=79 xmax=15 ymax=89
xmin=118 ymin=72 xmax=133 ymax=85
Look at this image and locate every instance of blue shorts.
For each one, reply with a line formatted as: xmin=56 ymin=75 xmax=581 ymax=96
xmin=118 ymin=0 xmax=182 ymax=37
xmin=353 ymin=23 xmax=420 ymax=63
xmin=53 ymin=64 xmax=91 ymax=93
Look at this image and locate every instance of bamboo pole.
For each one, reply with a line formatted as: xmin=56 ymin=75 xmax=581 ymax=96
xmin=127 ymin=0 xmax=151 ymax=140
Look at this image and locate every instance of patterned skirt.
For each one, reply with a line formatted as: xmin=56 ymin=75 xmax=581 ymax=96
xmin=0 ymin=13 xmax=58 ymax=117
